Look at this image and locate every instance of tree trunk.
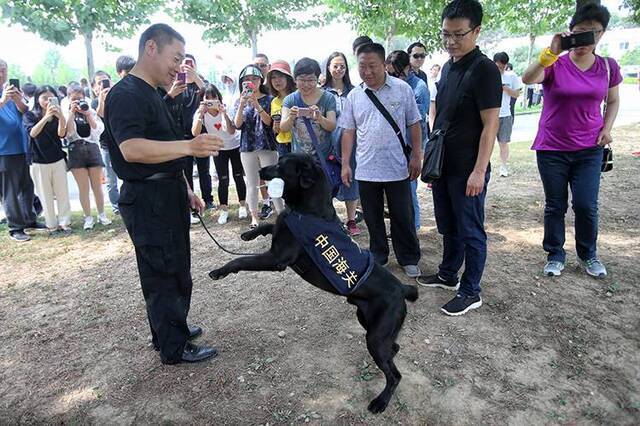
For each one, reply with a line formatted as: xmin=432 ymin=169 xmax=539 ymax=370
xmin=83 ymin=31 xmax=95 ymax=81
xmin=526 ymin=33 xmax=536 ymax=68
xmin=249 ymin=31 xmax=258 ymax=59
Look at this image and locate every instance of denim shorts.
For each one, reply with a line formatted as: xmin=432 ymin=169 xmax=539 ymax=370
xmin=67 ymin=140 xmax=104 ymax=170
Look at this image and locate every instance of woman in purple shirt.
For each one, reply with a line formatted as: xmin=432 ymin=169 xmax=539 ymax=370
xmin=523 ymin=3 xmax=622 ymax=279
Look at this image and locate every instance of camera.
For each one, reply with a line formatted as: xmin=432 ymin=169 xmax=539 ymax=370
xmin=78 ymin=100 xmax=89 ymax=112
xmin=205 ymin=100 xmax=220 ymax=108
xmin=297 ymin=107 xmax=313 ymax=118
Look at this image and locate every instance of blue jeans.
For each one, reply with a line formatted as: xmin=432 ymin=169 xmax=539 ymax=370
xmin=432 ymin=171 xmax=490 ymax=297
xmin=536 ymin=147 xmax=602 ymax=263
xmin=100 ymin=148 xmax=120 ymax=213
xmin=410 ymin=179 xmax=420 ymax=231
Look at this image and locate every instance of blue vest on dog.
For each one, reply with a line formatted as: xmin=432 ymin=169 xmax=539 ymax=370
xmin=283 ymin=211 xmax=374 ymax=295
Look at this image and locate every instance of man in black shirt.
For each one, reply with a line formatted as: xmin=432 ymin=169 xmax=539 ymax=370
xmin=104 ymin=24 xmax=224 ymax=365
xmin=416 ymin=0 xmax=501 ymax=316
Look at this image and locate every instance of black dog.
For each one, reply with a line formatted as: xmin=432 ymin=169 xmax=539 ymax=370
xmin=209 ymin=153 xmax=418 ymax=413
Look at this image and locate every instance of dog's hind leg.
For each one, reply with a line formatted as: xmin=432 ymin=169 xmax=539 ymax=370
xmin=364 ymin=303 xmax=407 ymax=414
xmin=209 ymin=252 xmax=287 ymax=280
xmin=240 ymin=224 xmax=275 ymax=241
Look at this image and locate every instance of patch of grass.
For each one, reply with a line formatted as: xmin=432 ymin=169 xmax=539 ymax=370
xmin=546 ymin=410 xmax=565 ymax=422
xmin=432 ymin=375 xmax=455 ymax=389
xmin=271 ymin=408 xmax=292 ymax=422
xmin=357 ymin=361 xmax=378 ymax=382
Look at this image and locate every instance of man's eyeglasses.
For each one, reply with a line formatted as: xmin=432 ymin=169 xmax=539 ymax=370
xmin=440 ymin=28 xmax=475 ymax=41
xmin=412 ymin=54 xmax=426 ymax=59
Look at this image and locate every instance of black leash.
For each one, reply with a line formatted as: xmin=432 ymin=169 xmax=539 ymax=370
xmin=192 ymin=210 xmax=262 ymax=256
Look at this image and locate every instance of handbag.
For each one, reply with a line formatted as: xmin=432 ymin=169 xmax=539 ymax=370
xmin=363 ymin=88 xmax=411 ymax=163
xmin=421 ymin=55 xmax=484 ymax=183
xmin=601 ymin=56 xmax=613 ymax=173
xmin=294 ymin=92 xmax=342 ymax=196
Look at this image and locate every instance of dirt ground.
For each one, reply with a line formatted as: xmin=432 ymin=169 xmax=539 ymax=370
xmin=1 ymin=124 xmax=639 ymax=425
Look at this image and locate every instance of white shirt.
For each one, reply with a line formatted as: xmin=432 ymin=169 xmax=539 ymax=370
xmin=500 ymin=71 xmax=521 ymax=118
xmin=194 ymin=110 xmax=239 ymax=150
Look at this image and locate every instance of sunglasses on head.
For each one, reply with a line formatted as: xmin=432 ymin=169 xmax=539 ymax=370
xmin=412 ymin=54 xmax=426 ymax=59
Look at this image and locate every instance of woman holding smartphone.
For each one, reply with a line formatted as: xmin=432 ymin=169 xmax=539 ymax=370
xmin=280 ymin=58 xmax=337 ymax=170
xmin=233 ymin=64 xmax=283 ymax=229
xmin=522 ymin=3 xmax=622 ymax=278
xmin=193 ymin=84 xmax=247 ymax=225
xmin=22 ymin=86 xmax=70 ymax=235
xmin=266 ymin=60 xmax=296 ymax=156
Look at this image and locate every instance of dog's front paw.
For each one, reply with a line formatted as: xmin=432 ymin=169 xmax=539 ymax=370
xmin=240 ymin=231 xmax=255 ymax=241
xmin=209 ymin=268 xmax=227 ymax=280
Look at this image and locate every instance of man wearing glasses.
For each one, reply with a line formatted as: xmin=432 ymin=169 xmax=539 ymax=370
xmin=407 ymin=42 xmax=429 ymax=86
xmin=415 ymin=0 xmax=501 ymax=316
xmin=254 ymin=53 xmax=271 ymax=77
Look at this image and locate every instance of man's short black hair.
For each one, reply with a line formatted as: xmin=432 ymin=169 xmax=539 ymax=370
xmin=293 ymin=57 xmax=321 ymax=78
xmin=407 ymin=42 xmax=426 ymax=55
xmin=23 ymin=82 xmax=37 ymax=98
xmin=493 ymin=52 xmax=509 ymax=65
xmin=116 ymin=55 xmax=136 ymax=74
xmin=138 ymin=23 xmax=185 ymax=57
xmin=186 ymin=53 xmax=196 ymax=64
xmin=441 ymin=0 xmax=483 ymax=28
xmin=254 ymin=53 xmax=269 ymax=63
xmin=352 ymin=35 xmax=373 ymax=54
xmin=93 ymin=70 xmax=111 ymax=82
xmin=570 ymin=2 xmax=611 ymax=30
xmin=357 ymin=43 xmax=386 ymax=62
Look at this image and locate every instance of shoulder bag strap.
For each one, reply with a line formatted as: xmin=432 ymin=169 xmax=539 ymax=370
xmin=603 ymin=56 xmax=611 ymax=115
xmin=294 ymin=92 xmax=332 ymax=173
xmin=363 ymin=88 xmax=407 ymax=150
xmin=439 ymin=55 xmax=485 ymax=135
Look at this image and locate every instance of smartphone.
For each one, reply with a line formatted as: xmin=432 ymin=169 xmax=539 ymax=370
xmin=177 ymin=72 xmax=187 ymax=84
xmin=561 ymin=31 xmax=595 ymax=51
xmin=9 ymin=79 xmax=20 ymax=90
xmin=183 ymin=58 xmax=194 ymax=68
xmin=242 ymin=81 xmax=254 ymax=94
xmin=48 ymin=97 xmax=59 ymax=106
xmin=100 ymin=79 xmax=110 ymax=89
xmin=297 ymin=107 xmax=313 ymax=118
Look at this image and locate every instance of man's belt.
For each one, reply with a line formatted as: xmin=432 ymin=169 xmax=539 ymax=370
xmin=142 ymin=171 xmax=183 ymax=181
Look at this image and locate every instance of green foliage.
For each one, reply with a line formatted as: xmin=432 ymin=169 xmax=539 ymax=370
xmin=6 ymin=63 xmax=28 ymax=83
xmin=623 ymin=0 xmax=640 ymax=25
xmin=507 ymin=45 xmax=542 ymax=75
xmin=324 ymin=0 xmax=447 ymax=52
xmin=30 ymin=50 xmax=79 ymax=87
xmin=0 ymin=0 xmax=161 ymax=76
xmin=177 ymin=0 xmax=321 ymax=55
xmin=490 ymin=0 xmax=574 ymax=39
xmin=619 ymin=46 xmax=640 ymax=66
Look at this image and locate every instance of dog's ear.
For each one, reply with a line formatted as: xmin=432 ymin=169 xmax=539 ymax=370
xmin=298 ymin=160 xmax=316 ymax=189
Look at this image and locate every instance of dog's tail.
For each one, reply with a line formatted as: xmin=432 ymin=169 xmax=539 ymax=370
xmin=402 ymin=284 xmax=419 ymax=302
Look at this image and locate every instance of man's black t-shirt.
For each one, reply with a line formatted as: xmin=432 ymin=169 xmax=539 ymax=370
xmin=162 ymin=83 xmax=201 ymax=139
xmin=22 ymin=112 xmax=65 ymax=164
xmin=434 ymin=47 xmax=501 ymax=177
xmin=104 ymin=74 xmax=186 ymax=181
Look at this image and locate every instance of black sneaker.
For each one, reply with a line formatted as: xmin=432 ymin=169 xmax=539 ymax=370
xmin=441 ymin=294 xmax=482 ymax=316
xmin=9 ymin=230 xmax=30 ymax=242
xmin=259 ymin=203 xmax=273 ymax=220
xmin=416 ymin=273 xmax=460 ymax=290
xmin=205 ymin=201 xmax=216 ymax=210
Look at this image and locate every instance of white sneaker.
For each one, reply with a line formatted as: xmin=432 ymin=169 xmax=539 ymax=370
xmin=218 ymin=210 xmax=229 ymax=225
xmin=499 ymin=165 xmax=509 ymax=177
xmin=190 ymin=213 xmax=200 ymax=225
xmin=238 ymin=206 xmax=248 ymax=219
xmin=97 ymin=212 xmax=112 ymax=226
xmin=83 ymin=216 xmax=95 ymax=230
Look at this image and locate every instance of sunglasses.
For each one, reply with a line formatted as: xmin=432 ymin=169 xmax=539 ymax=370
xmin=412 ymin=54 xmax=426 ymax=59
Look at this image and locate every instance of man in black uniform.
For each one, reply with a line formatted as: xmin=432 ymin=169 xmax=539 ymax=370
xmin=104 ymin=24 xmax=224 ymax=364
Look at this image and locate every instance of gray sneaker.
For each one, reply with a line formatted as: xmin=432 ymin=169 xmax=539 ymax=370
xmin=543 ymin=261 xmax=565 ymax=277
xmin=403 ymin=265 xmax=421 ymax=278
xmin=578 ymin=257 xmax=607 ymax=279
